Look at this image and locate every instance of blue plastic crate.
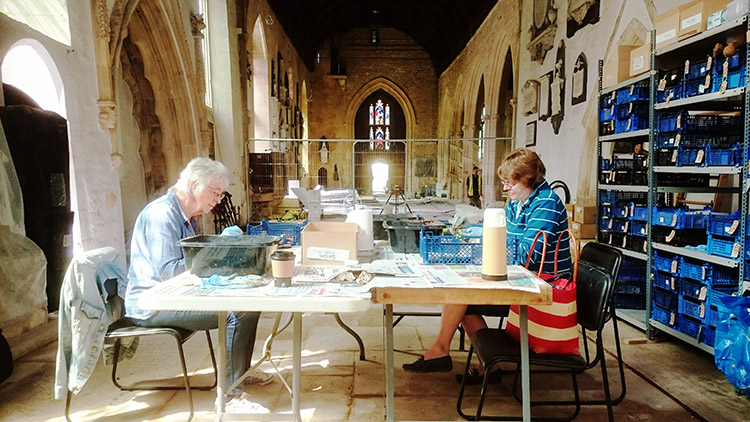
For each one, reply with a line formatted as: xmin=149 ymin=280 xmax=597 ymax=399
xmin=600 ymin=203 xmax=612 ymax=218
xmin=674 ymin=147 xmax=706 ymax=167
xmin=615 ymin=84 xmax=649 ymax=104
xmin=706 ymin=144 xmax=741 ymax=167
xmin=678 ymin=314 xmax=703 ymax=338
xmin=612 ymin=204 xmax=629 ymax=218
xmin=628 ymin=220 xmax=648 ymax=237
xmin=599 ymin=216 xmax=612 ymax=231
xmin=599 ymin=106 xmax=616 ymax=122
xmin=707 ymin=211 xmax=747 ymax=238
xmin=247 ymin=219 xmax=308 ymax=245
xmin=707 ymin=234 xmax=741 ymax=260
xmin=652 ymin=304 xmax=678 ymax=327
xmin=615 ymin=115 xmax=648 ymax=133
xmin=679 ymin=278 xmax=709 ymax=302
xmin=611 ymin=158 xmax=635 ymax=171
xmin=611 ymin=219 xmax=629 ymax=234
xmin=656 ymin=68 xmax=682 ymax=103
xmin=653 ymin=286 xmax=679 ymax=309
xmin=629 ymin=203 xmax=649 ymax=221
xmin=616 ymin=101 xmax=649 ymax=119
xmin=653 ymin=271 xmax=678 ymax=291
xmin=618 ymin=258 xmax=647 ymax=282
xmin=656 ymin=84 xmax=682 ymax=103
xmin=702 ymin=324 xmax=716 ymax=347
xmin=652 ymin=207 xmax=708 ymax=229
xmin=419 ymin=230 xmax=482 ymax=265
xmin=708 ymin=289 xmax=733 ymax=327
xmin=679 ymin=258 xmax=737 ymax=288
xmin=679 ymin=295 xmax=707 ymax=321
xmin=600 ymin=92 xmax=616 ymax=109
xmin=682 ymin=74 xmax=714 ymax=97
xmin=657 ymin=111 xmax=687 ymax=132
xmin=654 ymin=251 xmax=679 ymax=274
xmin=614 ymin=293 xmax=646 ymax=309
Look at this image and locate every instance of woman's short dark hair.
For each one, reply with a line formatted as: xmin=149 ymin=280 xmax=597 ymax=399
xmin=497 ymin=148 xmax=546 ymax=188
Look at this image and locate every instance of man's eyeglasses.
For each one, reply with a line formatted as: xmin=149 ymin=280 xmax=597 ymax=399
xmin=206 ymin=185 xmax=225 ymax=199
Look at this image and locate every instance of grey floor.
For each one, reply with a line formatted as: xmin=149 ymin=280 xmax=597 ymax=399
xmin=1 ymin=304 xmax=749 ymax=421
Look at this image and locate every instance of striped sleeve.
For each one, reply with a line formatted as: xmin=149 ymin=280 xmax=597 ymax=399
xmin=520 ymin=193 xmax=572 ymax=275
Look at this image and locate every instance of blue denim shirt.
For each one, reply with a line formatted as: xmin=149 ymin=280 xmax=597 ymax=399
xmin=125 ymin=190 xmax=198 ymax=319
xmin=54 ymin=247 xmax=128 ymax=399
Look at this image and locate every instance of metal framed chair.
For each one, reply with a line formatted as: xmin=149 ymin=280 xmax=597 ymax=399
xmin=456 ymin=242 xmax=622 ymax=422
xmin=65 ymin=316 xmax=217 ymax=422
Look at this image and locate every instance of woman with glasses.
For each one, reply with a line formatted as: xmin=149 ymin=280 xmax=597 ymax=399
xmin=125 ymin=157 xmax=272 ymax=407
xmin=403 ymin=148 xmax=571 ymax=384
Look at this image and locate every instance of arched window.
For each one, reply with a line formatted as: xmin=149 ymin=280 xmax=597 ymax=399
xmin=368 ymin=99 xmax=391 ymax=150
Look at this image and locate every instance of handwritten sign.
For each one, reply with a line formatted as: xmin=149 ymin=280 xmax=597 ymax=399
xmin=306 ymin=246 xmax=350 ymax=262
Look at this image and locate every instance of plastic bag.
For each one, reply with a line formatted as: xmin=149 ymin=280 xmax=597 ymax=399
xmin=714 ymin=295 xmax=750 ymax=391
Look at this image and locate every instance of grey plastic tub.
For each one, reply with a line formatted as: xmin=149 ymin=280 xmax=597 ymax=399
xmin=177 ymin=235 xmax=280 ymax=277
xmin=383 ymin=220 xmax=445 ymax=253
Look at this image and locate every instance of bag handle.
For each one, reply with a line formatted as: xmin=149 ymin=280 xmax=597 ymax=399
xmin=553 ymin=228 xmax=579 ymax=287
xmin=524 ymin=230 xmax=548 ymax=276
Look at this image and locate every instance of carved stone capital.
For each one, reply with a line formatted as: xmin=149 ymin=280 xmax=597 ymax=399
xmin=97 ymin=100 xmax=117 ymax=130
xmin=568 ymin=0 xmax=597 ymax=24
xmin=484 ymin=114 xmax=500 ymax=122
xmin=191 ymin=14 xmax=206 ymax=37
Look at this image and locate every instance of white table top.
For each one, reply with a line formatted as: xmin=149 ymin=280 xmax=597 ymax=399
xmin=138 ymin=271 xmax=373 ymax=314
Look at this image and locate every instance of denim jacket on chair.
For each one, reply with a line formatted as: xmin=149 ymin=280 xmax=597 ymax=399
xmin=54 ymin=247 xmax=128 ymax=400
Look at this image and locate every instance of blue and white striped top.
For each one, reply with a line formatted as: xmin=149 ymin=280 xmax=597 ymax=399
xmin=506 ymin=179 xmax=571 ymax=275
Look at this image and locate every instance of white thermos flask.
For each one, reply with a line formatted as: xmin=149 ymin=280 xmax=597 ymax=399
xmin=481 ymin=208 xmax=508 ymax=280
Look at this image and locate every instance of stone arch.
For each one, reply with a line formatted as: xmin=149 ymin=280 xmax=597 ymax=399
xmin=110 ymin=0 xmax=205 ymax=185
xmin=345 ymin=78 xmax=416 ymax=139
xmin=300 ymin=80 xmax=309 ymax=139
xmin=2 ymin=38 xmax=66 ymax=117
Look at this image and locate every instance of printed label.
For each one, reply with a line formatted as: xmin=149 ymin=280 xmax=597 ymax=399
xmin=728 ymin=220 xmax=739 ymax=235
xmin=63 ymin=234 xmax=72 ymax=247
xmin=671 ymin=259 xmax=678 ymax=273
xmin=666 ymin=229 xmax=676 ymax=242
xmin=684 ymin=59 xmax=690 ymax=75
xmin=675 ymin=133 xmax=682 ymax=146
xmin=671 ymin=149 xmax=678 ymax=162
xmin=699 ymin=304 xmax=705 ymax=319
xmin=731 ymin=242 xmax=741 ymax=258
xmin=671 ymin=214 xmax=678 ymax=227
xmin=681 ymin=13 xmax=702 ymax=29
xmin=658 ymin=78 xmax=667 ymax=91
xmin=723 ymin=60 xmax=729 ymax=77
xmin=633 ymin=55 xmax=645 ymax=71
xmin=696 ymin=149 xmax=704 ymax=164
xmin=676 ymin=114 xmax=682 ymax=129
xmin=670 ymin=276 xmax=676 ymax=290
xmin=701 ymin=267 xmax=707 ymax=280
xmin=630 ymin=84 xmax=635 ymax=96
xmin=707 ymin=56 xmax=712 ymax=71
xmin=656 ymin=29 xmax=676 ymax=44
xmin=306 ymin=246 xmax=351 ymax=262
xmin=669 ymin=312 xmax=676 ymax=325
xmin=699 ymin=286 xmax=707 ymax=301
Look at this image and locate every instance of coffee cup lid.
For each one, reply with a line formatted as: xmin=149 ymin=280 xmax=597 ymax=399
xmin=271 ymin=250 xmax=295 ymax=260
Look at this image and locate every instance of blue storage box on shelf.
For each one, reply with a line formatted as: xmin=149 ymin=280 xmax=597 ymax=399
xmin=679 ymin=278 xmax=710 ymax=302
xmin=419 ymin=229 xmax=482 ymax=265
xmin=611 ymin=157 xmax=634 ymax=171
xmin=612 ymin=203 xmax=629 ymax=218
xmin=674 ymin=146 xmax=706 ymax=167
xmin=657 ymin=110 xmax=687 ymax=132
xmin=247 ymin=219 xmax=308 ymax=245
xmin=654 ymin=271 xmax=678 ymax=291
xmin=706 ymin=144 xmax=742 ymax=167
xmin=678 ymin=313 xmax=704 ymax=338
xmin=611 ymin=219 xmax=629 ymax=234
xmin=679 ymin=257 xmax=738 ymax=288
xmin=707 ymin=211 xmax=748 ymax=239
xmin=702 ymin=325 xmax=716 ymax=347
xmin=628 ymin=220 xmax=648 ymax=237
xmin=616 ymin=101 xmax=649 ymax=120
xmin=599 ymin=157 xmax=612 ymax=171
xmin=600 ymin=203 xmax=612 ymax=218
xmin=628 ymin=203 xmax=649 ymax=221
xmin=614 ymin=294 xmax=646 ymax=309
xmin=707 ymin=234 xmax=742 ymax=260
xmin=599 ymin=216 xmax=612 ymax=231
xmin=679 ymin=295 xmax=707 ymax=321
xmin=654 ymin=251 xmax=680 ymax=274
xmin=713 ymin=47 xmax=747 ymax=92
xmin=625 ymin=235 xmax=648 ymax=254
xmin=652 ymin=225 xmax=707 ymax=247
xmin=615 ymin=115 xmax=648 ymax=133
xmin=615 ymin=281 xmax=645 ymax=295
xmin=653 ymin=285 xmax=679 ymax=309
xmin=600 ymin=92 xmax=616 ymax=109
xmin=619 ymin=257 xmax=647 ymax=281
xmin=652 ymin=303 xmax=678 ymax=327
xmin=615 ymin=84 xmax=649 ymax=104
xmin=599 ymin=106 xmax=616 ymax=122
xmin=652 ymin=207 xmax=709 ymax=229
xmin=656 ymin=67 xmax=682 ymax=103
xmin=707 ymin=289 xmax=733 ymax=327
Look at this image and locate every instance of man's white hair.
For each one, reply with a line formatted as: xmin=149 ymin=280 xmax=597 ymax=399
xmin=171 ymin=157 xmax=230 ymax=196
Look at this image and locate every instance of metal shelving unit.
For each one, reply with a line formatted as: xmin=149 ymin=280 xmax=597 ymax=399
xmin=646 ymin=15 xmax=749 ymax=352
xmin=597 ymin=58 xmax=652 ymax=328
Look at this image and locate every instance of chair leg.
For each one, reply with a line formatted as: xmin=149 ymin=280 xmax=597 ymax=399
xmin=458 ymin=326 xmax=466 ymax=352
xmin=598 ymin=339 xmax=615 ymax=422
xmin=204 ymin=330 xmax=218 ymax=389
xmin=64 ymin=390 xmax=73 ymax=422
xmin=333 ymin=312 xmax=365 ymax=360
xmin=174 ymin=333 xmax=195 ymax=422
xmin=456 ymin=344 xmax=474 ymax=420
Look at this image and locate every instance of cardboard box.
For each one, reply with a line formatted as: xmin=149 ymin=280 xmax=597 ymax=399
xmin=571 ymin=222 xmax=597 ymax=240
xmin=679 ymin=0 xmax=727 ymax=40
xmin=301 ymin=221 xmax=358 ymax=265
xmin=629 ymin=44 xmax=651 ymax=77
xmin=564 ymin=204 xmax=575 ymax=220
xmin=574 ymin=205 xmax=597 ymax=224
xmin=602 ymin=45 xmax=639 ymax=88
xmin=655 ymin=7 xmax=680 ymax=50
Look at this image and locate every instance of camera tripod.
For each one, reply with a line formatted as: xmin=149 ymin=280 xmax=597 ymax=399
xmin=381 ymin=185 xmax=412 ymax=214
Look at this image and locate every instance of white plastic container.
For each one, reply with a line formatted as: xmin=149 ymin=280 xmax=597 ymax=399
xmin=481 ymin=208 xmax=508 ymax=281
xmin=725 ymin=0 xmax=749 ymax=21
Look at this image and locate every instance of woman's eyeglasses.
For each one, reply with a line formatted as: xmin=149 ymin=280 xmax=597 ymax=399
xmin=206 ymin=185 xmax=225 ymax=199
xmin=502 ymin=180 xmax=517 ymax=189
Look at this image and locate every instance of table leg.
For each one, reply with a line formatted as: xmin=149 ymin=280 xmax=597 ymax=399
xmin=216 ymin=311 xmax=227 ymax=422
xmin=293 ymin=312 xmax=302 ymax=422
xmin=519 ymin=305 xmax=530 ymax=422
xmin=384 ymin=304 xmax=395 ymax=422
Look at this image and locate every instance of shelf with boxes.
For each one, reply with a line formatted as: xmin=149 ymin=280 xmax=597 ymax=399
xmin=647 ymin=9 xmax=749 ymax=352
xmin=598 ymin=62 xmax=652 ymax=323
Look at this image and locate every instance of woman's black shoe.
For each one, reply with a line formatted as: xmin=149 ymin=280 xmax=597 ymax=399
xmin=402 ymin=355 xmax=453 ymax=373
xmin=455 ymin=368 xmax=503 ymax=385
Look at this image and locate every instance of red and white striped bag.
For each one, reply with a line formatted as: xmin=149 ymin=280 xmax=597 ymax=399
xmin=505 ymin=229 xmax=579 ymax=354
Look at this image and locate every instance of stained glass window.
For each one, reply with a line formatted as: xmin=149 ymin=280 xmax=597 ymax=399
xmin=368 ymin=99 xmax=391 ymax=150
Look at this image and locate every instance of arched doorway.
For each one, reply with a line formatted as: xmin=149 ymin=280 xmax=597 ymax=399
xmin=252 ymin=16 xmax=271 ymax=148
xmin=1 ymin=39 xmax=72 ymax=312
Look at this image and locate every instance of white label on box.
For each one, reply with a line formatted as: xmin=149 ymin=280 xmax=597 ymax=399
xmin=306 ymin=246 xmax=350 ymax=262
xmin=63 ymin=234 xmax=72 ymax=247
xmin=633 ymin=55 xmax=645 ymax=71
xmin=682 ymin=13 xmax=702 ymax=29
xmin=656 ymin=29 xmax=676 ymax=44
